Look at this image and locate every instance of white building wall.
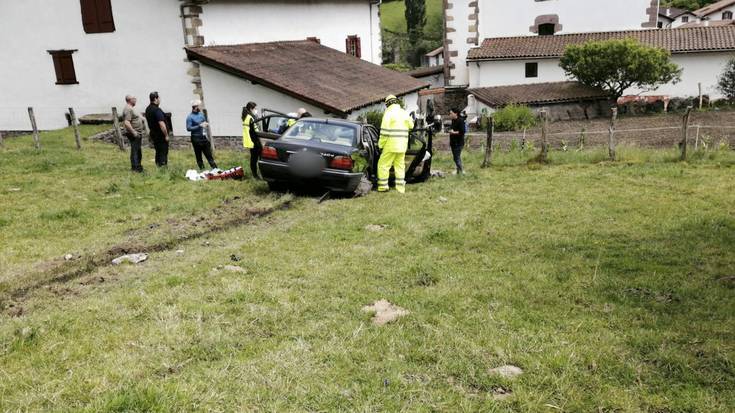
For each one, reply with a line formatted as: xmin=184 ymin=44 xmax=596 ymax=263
xmin=200 ymin=66 xmax=420 ymax=137
xmin=701 ymin=5 xmax=735 ymax=22
xmin=0 ymin=0 xmax=195 ymax=131
xmin=479 ymin=0 xmax=654 ymax=39
xmin=470 ymin=52 xmax=732 ymax=99
xmin=200 ymin=0 xmax=382 ymax=64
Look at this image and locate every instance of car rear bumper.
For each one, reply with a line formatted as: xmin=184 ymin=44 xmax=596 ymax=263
xmin=258 ymin=159 xmax=364 ymax=192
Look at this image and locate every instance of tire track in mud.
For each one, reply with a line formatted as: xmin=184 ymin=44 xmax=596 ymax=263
xmin=1 ymin=196 xmax=294 ymax=311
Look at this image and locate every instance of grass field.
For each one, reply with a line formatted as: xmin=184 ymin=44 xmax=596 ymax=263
xmin=380 ymin=0 xmax=443 ymax=33
xmin=1 ymin=127 xmax=734 ymax=412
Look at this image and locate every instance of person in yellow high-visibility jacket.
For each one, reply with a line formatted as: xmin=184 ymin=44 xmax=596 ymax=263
xmin=377 ymin=95 xmax=414 ymax=193
xmin=242 ymin=101 xmax=261 ymax=179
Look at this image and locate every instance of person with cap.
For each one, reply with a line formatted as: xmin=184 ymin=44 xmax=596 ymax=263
xmin=144 ymin=91 xmax=169 ymax=167
xmin=122 ymin=95 xmax=145 ymax=173
xmin=241 ymin=101 xmax=261 ymax=179
xmin=186 ymin=100 xmax=217 ymax=170
xmin=377 ymin=95 xmax=414 ymax=193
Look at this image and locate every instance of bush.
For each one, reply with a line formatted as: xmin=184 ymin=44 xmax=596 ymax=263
xmin=383 ymin=63 xmax=412 ymax=72
xmin=360 ymin=110 xmax=385 ymax=130
xmin=493 ymin=104 xmax=538 ymax=132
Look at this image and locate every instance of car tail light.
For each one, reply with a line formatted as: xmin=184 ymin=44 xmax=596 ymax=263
xmin=329 ymin=156 xmax=354 ymax=170
xmin=261 ymin=146 xmax=278 ymax=160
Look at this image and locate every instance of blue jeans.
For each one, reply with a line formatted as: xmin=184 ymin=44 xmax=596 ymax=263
xmin=450 ymin=143 xmax=463 ymax=173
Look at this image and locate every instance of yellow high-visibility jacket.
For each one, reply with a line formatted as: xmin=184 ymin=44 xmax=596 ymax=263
xmin=379 ymin=103 xmax=414 ymax=153
xmin=242 ymin=114 xmax=257 ymax=149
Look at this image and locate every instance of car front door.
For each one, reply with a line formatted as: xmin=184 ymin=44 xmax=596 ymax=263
xmin=254 ymin=115 xmax=297 ymax=142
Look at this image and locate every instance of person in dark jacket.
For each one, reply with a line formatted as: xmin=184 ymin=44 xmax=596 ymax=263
xmin=144 ymin=91 xmax=169 ymax=167
xmin=449 ymin=107 xmax=465 ymax=174
xmin=186 ymin=100 xmax=217 ymax=170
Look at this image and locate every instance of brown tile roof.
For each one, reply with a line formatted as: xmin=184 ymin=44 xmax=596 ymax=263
xmin=468 ymin=26 xmax=735 ymax=61
xmin=186 ymin=40 xmax=428 ymax=115
xmin=468 ymin=81 xmax=610 ymax=107
xmin=695 ymin=0 xmax=735 ymax=17
xmin=406 ymin=65 xmax=444 ymax=78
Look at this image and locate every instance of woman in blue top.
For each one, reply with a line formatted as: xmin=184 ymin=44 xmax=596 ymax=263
xmin=186 ymin=100 xmax=218 ymax=170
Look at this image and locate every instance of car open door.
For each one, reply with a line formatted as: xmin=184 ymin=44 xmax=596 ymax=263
xmin=405 ymin=127 xmax=432 ymax=183
xmin=254 ymin=109 xmax=298 ymax=142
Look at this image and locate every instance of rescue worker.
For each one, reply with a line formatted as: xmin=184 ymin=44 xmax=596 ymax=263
xmin=377 ymin=95 xmax=414 ymax=193
xmin=241 ymin=101 xmax=261 ymax=179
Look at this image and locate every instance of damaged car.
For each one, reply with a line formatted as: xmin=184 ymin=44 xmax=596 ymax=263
xmin=255 ymin=116 xmax=433 ymax=195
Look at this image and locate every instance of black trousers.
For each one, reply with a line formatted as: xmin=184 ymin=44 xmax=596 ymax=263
xmin=192 ymin=140 xmax=217 ymax=170
xmin=249 ymin=141 xmax=262 ymax=178
xmin=450 ymin=142 xmax=464 ymax=173
xmin=152 ymin=137 xmax=169 ymax=167
xmin=127 ymin=134 xmax=143 ymax=172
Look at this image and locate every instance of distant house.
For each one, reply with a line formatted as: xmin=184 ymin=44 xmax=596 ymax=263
xmin=423 ymin=46 xmax=444 ymax=67
xmin=406 ymin=66 xmax=445 ymax=89
xmin=0 ymin=0 xmax=412 ymax=134
xmin=658 ymin=7 xmax=696 ymax=28
xmin=670 ymin=0 xmax=735 ymax=28
xmin=466 ymin=26 xmax=735 ymax=100
xmin=468 ymin=82 xmax=611 ymax=121
xmin=443 ymin=0 xmax=657 ymax=86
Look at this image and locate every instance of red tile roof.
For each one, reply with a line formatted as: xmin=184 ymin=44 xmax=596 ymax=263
xmin=468 ymin=26 xmax=735 ymax=61
xmin=406 ymin=65 xmax=444 ymax=78
xmin=468 ymin=82 xmax=610 ymax=107
xmin=186 ymin=41 xmax=428 ymax=115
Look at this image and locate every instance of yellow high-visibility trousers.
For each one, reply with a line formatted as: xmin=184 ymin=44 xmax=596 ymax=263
xmin=377 ymin=151 xmax=406 ymax=193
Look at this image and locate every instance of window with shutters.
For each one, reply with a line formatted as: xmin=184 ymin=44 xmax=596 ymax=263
xmin=48 ymin=50 xmax=79 ymax=85
xmin=80 ymin=0 xmax=115 ymax=34
xmin=723 ymin=11 xmax=733 ymax=20
xmin=346 ymin=35 xmax=361 ymax=58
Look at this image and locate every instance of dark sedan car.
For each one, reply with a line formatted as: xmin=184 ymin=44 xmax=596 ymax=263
xmin=256 ymin=117 xmax=432 ymax=195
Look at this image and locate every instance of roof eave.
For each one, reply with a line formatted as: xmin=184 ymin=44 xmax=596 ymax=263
xmin=467 ymin=48 xmax=735 ymax=62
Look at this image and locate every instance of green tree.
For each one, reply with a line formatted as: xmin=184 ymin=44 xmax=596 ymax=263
xmin=404 ymin=0 xmax=426 ymax=66
xmin=560 ymin=38 xmax=682 ymax=100
xmin=717 ymin=57 xmax=735 ymax=101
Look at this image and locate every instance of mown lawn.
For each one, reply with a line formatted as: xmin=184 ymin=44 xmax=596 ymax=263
xmin=0 ymin=127 xmax=734 ymax=412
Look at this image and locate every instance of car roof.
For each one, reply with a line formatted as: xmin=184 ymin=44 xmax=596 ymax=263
xmin=298 ymin=118 xmax=364 ymax=128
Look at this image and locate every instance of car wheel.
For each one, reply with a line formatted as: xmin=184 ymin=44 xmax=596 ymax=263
xmin=267 ymin=181 xmax=289 ymax=193
xmin=352 ymin=172 xmax=373 ymax=197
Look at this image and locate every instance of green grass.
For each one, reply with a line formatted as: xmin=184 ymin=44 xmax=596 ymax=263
xmin=1 ymin=127 xmax=734 ymax=412
xmin=381 ymin=0 xmax=443 ymax=33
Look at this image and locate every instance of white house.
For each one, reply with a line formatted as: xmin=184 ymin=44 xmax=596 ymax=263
xmin=465 ymin=26 xmax=735 ymax=100
xmin=0 ymin=0 xmax=397 ymax=134
xmin=443 ymin=0 xmax=658 ymax=86
xmin=695 ymin=0 xmax=735 ymax=23
xmin=658 ymin=7 xmax=696 ymax=28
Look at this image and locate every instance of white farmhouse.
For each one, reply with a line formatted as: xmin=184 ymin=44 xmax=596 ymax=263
xmin=658 ymin=7 xmax=697 ymax=28
xmin=694 ymin=0 xmax=735 ymax=24
xmin=465 ymin=26 xmax=735 ymax=100
xmin=443 ymin=0 xmax=658 ymax=86
xmin=0 ymin=0 xmax=423 ymax=136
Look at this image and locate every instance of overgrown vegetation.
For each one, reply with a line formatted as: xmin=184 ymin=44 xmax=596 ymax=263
xmin=718 ymin=57 xmax=735 ymax=102
xmin=1 ymin=127 xmax=734 ymax=411
xmin=662 ymin=0 xmax=719 ymax=10
xmin=381 ymin=0 xmax=443 ymax=67
xmin=492 ymin=104 xmax=538 ymax=132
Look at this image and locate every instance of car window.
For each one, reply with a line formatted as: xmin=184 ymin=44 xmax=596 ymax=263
xmin=266 ymin=116 xmax=294 ymax=134
xmin=282 ymin=121 xmax=357 ymax=147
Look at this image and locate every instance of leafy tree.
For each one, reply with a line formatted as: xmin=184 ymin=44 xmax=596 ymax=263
xmin=560 ymin=38 xmax=682 ymax=100
xmin=717 ymin=57 xmax=735 ymax=101
xmin=661 ymin=0 xmax=719 ymax=10
xmin=404 ymin=0 xmax=426 ymax=66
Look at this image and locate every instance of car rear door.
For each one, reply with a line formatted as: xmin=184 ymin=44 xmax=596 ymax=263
xmin=254 ymin=115 xmax=297 ymax=142
xmin=405 ymin=128 xmax=430 ymax=182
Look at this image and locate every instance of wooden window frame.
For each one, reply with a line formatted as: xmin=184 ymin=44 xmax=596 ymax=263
xmin=346 ymin=35 xmax=362 ymax=58
xmin=525 ymin=62 xmax=538 ymax=78
xmin=723 ymin=11 xmax=733 ymax=20
xmin=48 ymin=50 xmax=79 ymax=85
xmin=80 ymin=0 xmax=116 ymax=34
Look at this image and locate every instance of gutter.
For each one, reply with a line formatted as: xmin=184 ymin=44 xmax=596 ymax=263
xmin=467 ymin=48 xmax=735 ymax=62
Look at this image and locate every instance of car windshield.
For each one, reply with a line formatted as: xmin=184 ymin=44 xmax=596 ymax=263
xmin=281 ymin=120 xmax=357 ymax=147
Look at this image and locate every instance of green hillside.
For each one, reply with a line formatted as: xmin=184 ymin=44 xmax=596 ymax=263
xmin=380 ymin=0 xmax=443 ymax=34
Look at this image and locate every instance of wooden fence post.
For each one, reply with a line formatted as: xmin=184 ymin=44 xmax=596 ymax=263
xmin=694 ymin=124 xmax=701 ymax=151
xmin=111 ymin=107 xmax=125 ymax=151
xmin=540 ymin=109 xmax=549 ymax=162
xmin=203 ymin=108 xmax=215 ymax=153
xmin=482 ymin=116 xmax=494 ymax=168
xmin=578 ymin=127 xmax=586 ymax=151
xmin=521 ymin=127 xmax=527 ymax=150
xmin=68 ymin=107 xmax=82 ymax=150
xmin=608 ymin=107 xmax=618 ymax=161
xmin=28 ymin=107 xmax=41 ymax=149
xmin=698 ymin=83 xmax=703 ymax=110
xmin=681 ymin=106 xmax=693 ymax=161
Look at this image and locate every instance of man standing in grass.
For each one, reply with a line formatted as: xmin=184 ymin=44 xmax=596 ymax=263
xmin=145 ymin=91 xmax=169 ymax=167
xmin=186 ymin=100 xmax=217 ymax=170
xmin=448 ymin=107 xmax=465 ymax=175
xmin=122 ymin=95 xmax=145 ymax=173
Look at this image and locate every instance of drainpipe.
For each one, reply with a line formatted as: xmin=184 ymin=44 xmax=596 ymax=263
xmin=370 ymin=0 xmax=382 ymax=64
